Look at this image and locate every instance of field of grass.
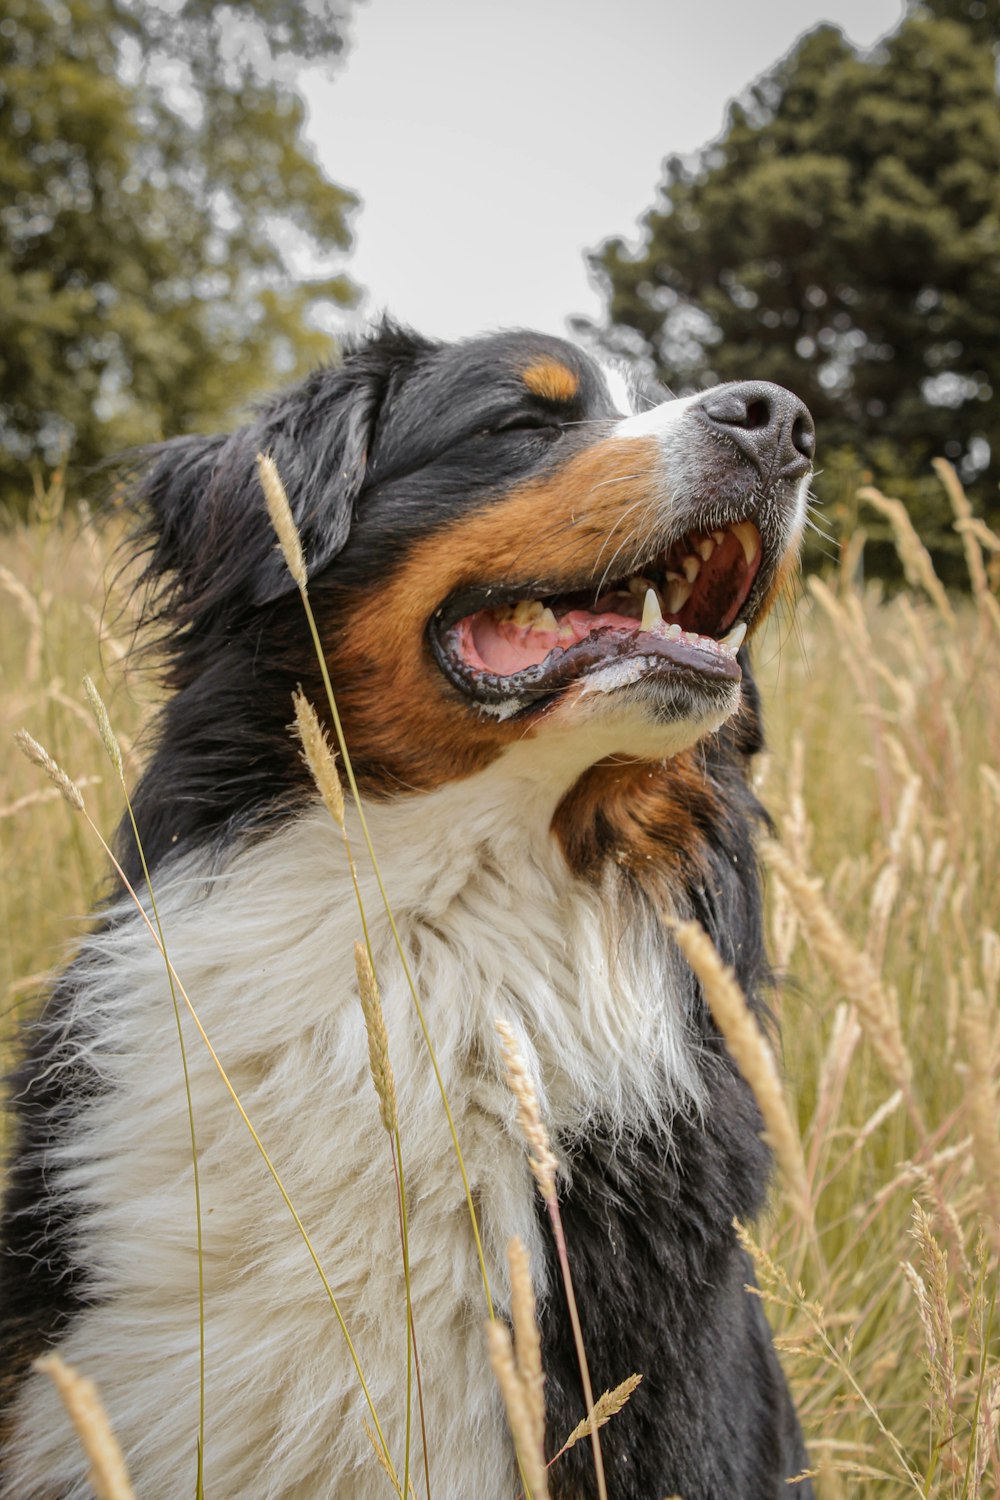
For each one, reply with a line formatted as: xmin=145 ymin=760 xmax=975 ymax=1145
xmin=1 ymin=466 xmax=998 ymax=1496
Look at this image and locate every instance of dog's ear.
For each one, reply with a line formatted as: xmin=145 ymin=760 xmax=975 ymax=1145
xmin=130 ymin=360 xmax=387 ymax=626
xmin=249 ymin=359 xmax=385 ymax=605
xmin=132 ymin=432 xmax=230 ymax=606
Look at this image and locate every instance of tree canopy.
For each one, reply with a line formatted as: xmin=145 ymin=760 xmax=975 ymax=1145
xmin=585 ymin=1 xmax=1000 ymax=569
xmin=0 ymin=0 xmax=358 ymax=508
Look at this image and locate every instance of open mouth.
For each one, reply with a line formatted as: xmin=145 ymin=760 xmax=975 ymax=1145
xmin=432 ymin=519 xmax=763 ymax=712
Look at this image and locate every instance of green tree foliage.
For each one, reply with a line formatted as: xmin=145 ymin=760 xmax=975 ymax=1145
xmin=0 ymin=0 xmax=358 ymax=508
xmin=915 ymin=0 xmax=1000 ymax=46
xmin=585 ymin=4 xmax=1000 ymax=573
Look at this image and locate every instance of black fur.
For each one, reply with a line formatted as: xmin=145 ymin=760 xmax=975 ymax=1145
xmin=540 ymin=731 xmax=812 ymax=1498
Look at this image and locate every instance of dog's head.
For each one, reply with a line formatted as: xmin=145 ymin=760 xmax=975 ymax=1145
xmin=132 ymin=323 xmax=812 ymax=817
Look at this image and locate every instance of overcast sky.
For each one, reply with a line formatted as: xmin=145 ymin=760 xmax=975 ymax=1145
xmin=300 ymin=0 xmax=904 ymax=343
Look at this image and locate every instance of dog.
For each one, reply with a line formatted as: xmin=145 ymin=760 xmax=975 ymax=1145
xmin=1 ymin=324 xmax=815 ymax=1498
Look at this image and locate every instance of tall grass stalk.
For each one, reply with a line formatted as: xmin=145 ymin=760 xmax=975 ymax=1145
xmin=294 ymin=690 xmax=425 ymax=1496
xmin=82 ymin=675 xmax=206 ymax=1499
xmin=494 ymin=1018 xmax=609 ymax=1500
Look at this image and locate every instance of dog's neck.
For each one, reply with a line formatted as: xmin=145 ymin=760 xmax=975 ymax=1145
xmin=337 ymin=737 xmax=721 ymax=1136
xmin=355 ymin=714 xmax=726 ymax=896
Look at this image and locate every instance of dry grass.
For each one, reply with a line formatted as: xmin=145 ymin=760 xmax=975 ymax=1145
xmin=1 ymin=480 xmax=153 ymax=1163
xmin=2 ymin=462 xmax=999 ymax=1495
xmin=487 ymin=1239 xmax=550 ymax=1499
xmin=34 ymin=1354 xmax=136 ymax=1500
xmin=750 ymin=468 xmax=1000 ymax=1495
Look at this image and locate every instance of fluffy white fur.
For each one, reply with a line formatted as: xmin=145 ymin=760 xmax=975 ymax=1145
xmin=3 ymin=722 xmax=710 ymax=1500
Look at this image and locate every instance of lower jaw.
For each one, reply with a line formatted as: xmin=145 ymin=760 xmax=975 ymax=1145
xmin=439 ymin=625 xmax=742 ymax=719
xmin=468 ymin=661 xmax=743 ymax=738
xmin=483 ymin=674 xmax=744 ymax=784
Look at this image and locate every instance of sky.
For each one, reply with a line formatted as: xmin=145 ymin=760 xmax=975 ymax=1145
xmin=300 ymin=0 xmax=905 ymax=344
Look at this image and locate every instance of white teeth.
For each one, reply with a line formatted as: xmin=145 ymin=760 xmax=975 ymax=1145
xmin=666 ymin=579 xmax=692 ymax=615
xmin=712 ymin=530 xmax=725 ymax=545
xmin=512 ymin=599 xmax=558 ymax=631
xmin=697 ymin=538 xmax=715 ymax=561
xmin=513 ymin=599 xmax=543 ymax=626
xmin=719 ymin=620 xmax=748 ymax=655
xmin=665 ymin=622 xmax=682 ymax=640
xmin=731 ymin=521 xmax=759 ymax=567
xmin=640 ymin=587 xmax=663 ymax=631
xmin=682 ymin=555 xmax=701 ymax=583
xmin=628 ymin=574 xmax=655 ymax=596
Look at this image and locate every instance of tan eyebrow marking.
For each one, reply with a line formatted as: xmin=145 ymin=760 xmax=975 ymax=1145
xmin=523 ymin=359 xmax=580 ymax=403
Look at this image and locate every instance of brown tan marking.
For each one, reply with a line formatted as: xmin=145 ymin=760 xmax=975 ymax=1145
xmin=321 ymin=435 xmax=663 ymax=792
xmin=523 ymin=360 xmax=580 ymax=405
xmin=551 ymin=748 xmax=725 ymax=885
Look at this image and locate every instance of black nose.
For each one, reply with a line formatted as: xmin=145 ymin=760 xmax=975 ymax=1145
xmin=698 ymin=381 xmax=815 ymax=481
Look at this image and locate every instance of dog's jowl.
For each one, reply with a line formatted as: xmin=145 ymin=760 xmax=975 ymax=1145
xmin=1 ymin=326 xmax=816 ymax=1499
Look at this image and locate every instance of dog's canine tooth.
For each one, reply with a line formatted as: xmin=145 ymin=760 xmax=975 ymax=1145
xmin=720 ymin=620 xmax=748 ymax=654
xmin=666 ymin=578 xmax=692 ymax=615
xmin=731 ymin=521 xmax=759 ymax=566
xmin=641 ymin=587 xmax=663 ymax=631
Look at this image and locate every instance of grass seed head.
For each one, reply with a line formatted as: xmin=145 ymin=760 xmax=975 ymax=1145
xmin=961 ymin=986 xmax=1000 ymax=1244
xmin=292 ymin=691 xmax=345 ymax=829
xmin=904 ymin=1203 xmax=959 ymax=1463
xmin=486 ymin=1317 xmax=549 ymax=1499
xmin=554 ymin=1373 xmax=643 ymax=1459
xmin=762 ymin=838 xmax=913 ymax=1092
xmin=507 ymin=1236 xmax=545 ymax=1457
xmin=858 ymin=485 xmax=956 ymax=627
xmin=35 ymin=1354 xmax=135 ymax=1500
xmin=494 ymin=1020 xmax=558 ymax=1202
xmin=14 ymin=729 xmax=84 ymax=812
xmin=362 ymin=1417 xmax=399 ymax=1492
xmin=354 ymin=941 xmax=398 ymax=1135
xmin=257 ymin=452 xmax=306 ymax=589
xmin=670 ymin=917 xmax=810 ymax=1218
xmin=82 ymin=675 xmax=124 ymax=781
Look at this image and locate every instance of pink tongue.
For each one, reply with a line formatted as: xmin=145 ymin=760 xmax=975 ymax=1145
xmin=463 ymin=608 xmax=639 ymax=676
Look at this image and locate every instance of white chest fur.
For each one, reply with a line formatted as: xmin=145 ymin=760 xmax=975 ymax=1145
xmin=5 ymin=743 xmax=703 ymax=1500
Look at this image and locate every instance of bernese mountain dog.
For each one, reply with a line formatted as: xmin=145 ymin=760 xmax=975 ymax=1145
xmin=0 ymin=324 xmax=815 ymax=1498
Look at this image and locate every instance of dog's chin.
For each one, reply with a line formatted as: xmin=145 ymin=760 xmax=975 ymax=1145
xmin=542 ymin=668 xmax=743 ymax=762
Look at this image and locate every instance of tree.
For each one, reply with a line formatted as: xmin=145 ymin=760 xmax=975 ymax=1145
xmin=0 ymin=0 xmax=359 ymax=509
xmin=914 ymin=0 xmax=1000 ymax=46
xmin=584 ymin=4 xmax=1000 ymax=572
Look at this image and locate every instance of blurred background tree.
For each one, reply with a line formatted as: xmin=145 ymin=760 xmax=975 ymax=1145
xmin=583 ymin=0 xmax=1000 ymax=578
xmin=0 ymin=0 xmax=358 ymax=511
